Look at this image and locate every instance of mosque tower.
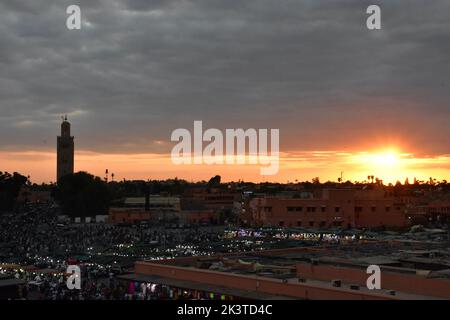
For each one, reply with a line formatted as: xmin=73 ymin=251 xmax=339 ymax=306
xmin=57 ymin=115 xmax=74 ymax=182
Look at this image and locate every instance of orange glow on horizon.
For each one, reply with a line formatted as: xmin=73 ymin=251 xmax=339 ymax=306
xmin=1 ymin=148 xmax=449 ymax=185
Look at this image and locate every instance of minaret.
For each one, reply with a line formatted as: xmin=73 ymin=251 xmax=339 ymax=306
xmin=57 ymin=115 xmax=74 ymax=182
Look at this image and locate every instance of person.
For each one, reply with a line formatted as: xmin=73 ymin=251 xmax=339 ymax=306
xmin=140 ymin=282 xmax=147 ymax=296
xmin=128 ymin=281 xmax=135 ymax=295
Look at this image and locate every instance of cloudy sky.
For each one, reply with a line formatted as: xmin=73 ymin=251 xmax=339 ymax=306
xmin=1 ymin=0 xmax=450 ymax=183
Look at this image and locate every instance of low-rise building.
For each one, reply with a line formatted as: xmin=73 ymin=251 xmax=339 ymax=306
xmin=249 ymin=188 xmax=409 ymax=229
xmin=120 ymin=241 xmax=450 ymax=300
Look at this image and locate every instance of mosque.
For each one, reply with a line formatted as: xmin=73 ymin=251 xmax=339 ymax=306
xmin=56 ymin=116 xmax=74 ymax=182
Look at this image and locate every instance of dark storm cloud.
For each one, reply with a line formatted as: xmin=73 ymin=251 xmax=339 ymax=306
xmin=0 ymin=0 xmax=449 ymax=154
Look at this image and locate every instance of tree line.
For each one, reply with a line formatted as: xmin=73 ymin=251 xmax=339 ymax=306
xmin=3 ymin=169 xmax=450 ymax=217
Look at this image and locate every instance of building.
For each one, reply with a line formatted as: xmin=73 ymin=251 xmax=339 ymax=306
xmin=120 ymin=240 xmax=450 ymax=300
xmin=249 ymin=188 xmax=409 ymax=229
xmin=16 ymin=186 xmax=52 ymax=204
xmin=109 ymin=208 xmax=151 ymax=224
xmin=56 ymin=116 xmax=74 ymax=182
xmin=410 ymin=199 xmax=450 ymax=225
xmin=108 ymin=196 xmax=219 ymax=225
xmin=109 ymin=208 xmax=218 ymax=225
xmin=109 ymin=196 xmax=179 ymax=224
xmin=122 ymin=196 xmax=181 ymax=211
xmin=180 ymin=187 xmax=242 ymax=224
xmin=181 ymin=188 xmax=240 ymax=212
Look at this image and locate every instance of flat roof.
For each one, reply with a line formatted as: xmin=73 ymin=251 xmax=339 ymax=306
xmin=118 ymin=273 xmax=295 ymax=300
xmin=0 ymin=278 xmax=24 ymax=288
xmin=154 ymin=240 xmax=450 ymax=280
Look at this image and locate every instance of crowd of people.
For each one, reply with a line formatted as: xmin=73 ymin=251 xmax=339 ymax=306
xmin=0 ymin=203 xmax=225 ymax=264
xmin=0 ymin=203 xmax=240 ymax=300
xmin=0 ymin=202 xmax=335 ymax=300
xmin=0 ymin=266 xmax=160 ymax=300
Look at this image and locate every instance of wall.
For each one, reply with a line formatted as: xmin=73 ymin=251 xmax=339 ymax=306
xmin=249 ymin=189 xmax=408 ymax=228
xmin=296 ymin=263 xmax=450 ymax=299
xmin=134 ymin=261 xmax=395 ymax=300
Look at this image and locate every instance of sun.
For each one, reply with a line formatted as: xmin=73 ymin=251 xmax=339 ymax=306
xmin=371 ymin=151 xmax=399 ymax=167
xmin=352 ymin=150 xmax=401 ymax=169
xmin=348 ymin=149 xmax=406 ymax=184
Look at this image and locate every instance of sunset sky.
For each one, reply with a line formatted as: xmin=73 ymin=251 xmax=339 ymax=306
xmin=1 ymin=0 xmax=450 ymax=184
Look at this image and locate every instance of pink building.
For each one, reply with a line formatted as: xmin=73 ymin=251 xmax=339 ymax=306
xmin=249 ymin=189 xmax=409 ymax=229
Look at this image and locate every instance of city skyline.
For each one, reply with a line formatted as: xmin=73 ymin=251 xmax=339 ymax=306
xmin=1 ymin=134 xmax=450 ymax=184
xmin=1 ymin=1 xmax=450 ymax=304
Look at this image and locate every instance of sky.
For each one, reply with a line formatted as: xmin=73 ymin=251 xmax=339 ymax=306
xmin=0 ymin=0 xmax=450 ymax=184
